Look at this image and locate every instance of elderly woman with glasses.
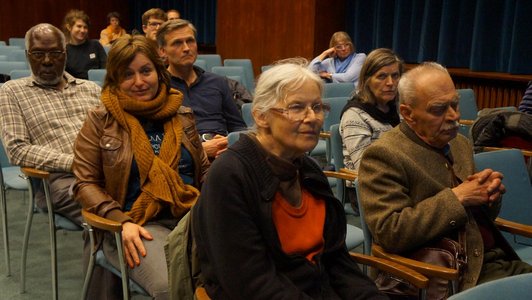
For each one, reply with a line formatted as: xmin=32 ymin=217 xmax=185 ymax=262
xmin=309 ymin=31 xmax=366 ymax=86
xmin=192 ymin=58 xmax=386 ymax=299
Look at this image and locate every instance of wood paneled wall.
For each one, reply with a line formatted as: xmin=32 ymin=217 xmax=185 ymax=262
xmin=449 ymin=68 xmax=532 ymax=110
xmin=0 ymin=0 xmax=129 ymax=42
xmin=216 ymin=0 xmax=346 ymax=78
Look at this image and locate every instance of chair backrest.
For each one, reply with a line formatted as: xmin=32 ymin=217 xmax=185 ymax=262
xmin=0 ymin=46 xmax=22 ymax=57
xmin=457 ymin=88 xmax=477 ymax=120
xmin=0 ymin=139 xmax=12 ymax=167
xmin=0 ymin=61 xmax=28 ymax=76
xmin=10 ymin=69 xmax=31 ymax=80
xmin=0 ymin=55 xmax=6 ymax=61
xmin=354 ymin=178 xmax=372 ymax=256
xmin=8 ymin=37 xmax=25 ymax=49
xmin=0 ymin=41 xmax=6 ymax=46
xmin=194 ymin=59 xmax=207 ymax=70
xmin=224 ymin=59 xmax=255 ymax=93
xmin=7 ymin=49 xmax=27 ymax=63
xmin=447 ymin=273 xmax=532 ymax=300
xmin=241 ymin=102 xmax=254 ymax=127
xmin=197 ymin=54 xmax=222 ymax=72
xmin=261 ymin=65 xmax=272 ymax=73
xmin=87 ymin=69 xmax=107 ymax=84
xmin=323 ymin=82 xmax=355 ymax=98
xmin=227 ymin=130 xmax=249 ymax=146
xmin=473 ymin=149 xmax=532 ymax=246
xmin=322 ymin=97 xmax=349 ymax=132
xmin=211 ymin=66 xmax=248 ymax=89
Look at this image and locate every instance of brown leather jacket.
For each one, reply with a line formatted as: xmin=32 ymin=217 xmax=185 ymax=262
xmin=72 ymin=105 xmax=209 ymax=224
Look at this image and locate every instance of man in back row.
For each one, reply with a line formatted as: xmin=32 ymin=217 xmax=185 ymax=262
xmin=142 ymin=8 xmax=167 ymax=41
xmin=156 ymin=19 xmax=247 ymax=159
xmin=359 ymin=62 xmax=532 ymax=294
xmin=0 ymin=23 xmax=101 ymax=225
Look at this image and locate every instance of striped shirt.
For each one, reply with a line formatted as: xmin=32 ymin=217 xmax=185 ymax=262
xmin=0 ymin=73 xmax=101 ymax=172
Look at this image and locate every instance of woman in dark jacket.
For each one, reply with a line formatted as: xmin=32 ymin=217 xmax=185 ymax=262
xmin=192 ymin=58 xmax=386 ymax=299
xmin=73 ymin=35 xmax=209 ymax=299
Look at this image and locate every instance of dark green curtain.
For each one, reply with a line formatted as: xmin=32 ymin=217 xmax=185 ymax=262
xmin=347 ymin=0 xmax=532 ymax=74
xmin=128 ymin=0 xmax=216 ymax=45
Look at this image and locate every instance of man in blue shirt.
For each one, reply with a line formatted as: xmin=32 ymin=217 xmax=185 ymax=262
xmin=157 ymin=19 xmax=247 ymax=159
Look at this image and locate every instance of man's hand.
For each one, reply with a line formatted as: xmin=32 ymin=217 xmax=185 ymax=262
xmin=453 ymin=168 xmax=506 ymax=206
xmin=122 ymin=222 xmax=153 ymax=268
xmin=202 ymin=135 xmax=228 ymax=159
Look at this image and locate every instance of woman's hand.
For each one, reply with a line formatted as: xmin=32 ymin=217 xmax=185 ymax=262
xmin=319 ymin=47 xmax=336 ymax=61
xmin=122 ymin=222 xmax=153 ymax=268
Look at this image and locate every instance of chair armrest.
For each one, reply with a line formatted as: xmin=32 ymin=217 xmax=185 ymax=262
xmin=481 ymin=147 xmax=532 ymax=158
xmin=459 ymin=119 xmax=474 ymax=126
xmin=339 ymin=168 xmax=358 ymax=177
xmin=323 ymin=170 xmax=357 ymax=181
xmin=372 ymin=244 xmax=459 ymax=281
xmin=319 ymin=131 xmax=331 ymax=139
xmin=495 ymin=217 xmax=532 ymax=238
xmin=20 ymin=167 xmax=49 ymax=180
xmin=350 ymin=252 xmax=429 ymax=290
xmin=82 ymin=209 xmax=122 ymax=233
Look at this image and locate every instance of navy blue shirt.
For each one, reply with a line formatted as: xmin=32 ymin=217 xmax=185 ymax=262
xmin=170 ymin=66 xmax=247 ymax=136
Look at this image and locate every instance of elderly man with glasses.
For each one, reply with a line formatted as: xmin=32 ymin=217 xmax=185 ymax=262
xmin=0 ymin=23 xmax=100 ymax=225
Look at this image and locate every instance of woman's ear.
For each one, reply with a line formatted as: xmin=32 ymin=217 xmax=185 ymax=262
xmin=252 ymin=109 xmax=269 ymax=129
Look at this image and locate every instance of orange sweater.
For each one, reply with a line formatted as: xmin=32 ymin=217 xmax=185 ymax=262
xmin=272 ymin=188 xmax=325 ymax=262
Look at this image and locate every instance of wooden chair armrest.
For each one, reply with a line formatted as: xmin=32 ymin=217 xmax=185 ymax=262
xmin=81 ymin=209 xmax=123 ymax=233
xmin=195 ymin=286 xmax=210 ymax=300
xmin=459 ymin=119 xmax=474 ymax=126
xmin=481 ymin=146 xmax=532 ymax=158
xmin=20 ymin=167 xmax=50 ymax=179
xmin=323 ymin=170 xmax=357 ymax=181
xmin=372 ymin=244 xmax=459 ymax=281
xmin=350 ymin=252 xmax=429 ymax=289
xmin=339 ymin=168 xmax=358 ymax=177
xmin=495 ymin=217 xmax=532 ymax=238
xmin=319 ymin=131 xmax=331 ymax=139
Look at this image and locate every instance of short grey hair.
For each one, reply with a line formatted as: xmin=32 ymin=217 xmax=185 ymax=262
xmin=398 ymin=62 xmax=449 ymax=106
xmin=252 ymin=57 xmax=323 ymax=115
xmin=25 ymin=23 xmax=66 ymax=50
xmin=156 ymin=19 xmax=197 ymax=47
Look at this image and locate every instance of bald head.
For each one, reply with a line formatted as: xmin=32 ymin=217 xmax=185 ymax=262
xmin=25 ymin=23 xmax=66 ymax=50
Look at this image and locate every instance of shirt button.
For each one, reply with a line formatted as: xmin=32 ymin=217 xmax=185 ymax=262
xmin=449 ymin=220 xmax=457 ymax=227
xmin=105 ymin=143 xmax=111 ymax=148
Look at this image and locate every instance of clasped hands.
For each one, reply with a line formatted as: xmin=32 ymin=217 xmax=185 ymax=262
xmin=452 ymin=168 xmax=506 ymax=207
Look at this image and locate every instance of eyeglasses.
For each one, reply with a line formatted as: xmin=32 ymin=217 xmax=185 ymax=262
xmin=27 ymin=50 xmax=65 ymax=60
xmin=270 ymin=103 xmax=331 ymax=122
xmin=147 ymin=21 xmax=163 ymax=28
xmin=334 ymin=44 xmax=349 ymax=50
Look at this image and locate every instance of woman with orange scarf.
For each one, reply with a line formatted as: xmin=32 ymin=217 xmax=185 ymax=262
xmin=99 ymin=11 xmax=126 ymax=46
xmin=73 ymin=35 xmax=209 ymax=299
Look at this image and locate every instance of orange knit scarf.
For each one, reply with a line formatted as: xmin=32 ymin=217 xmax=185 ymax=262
xmin=105 ymin=25 xmax=123 ymax=39
xmin=101 ymin=84 xmax=200 ymax=225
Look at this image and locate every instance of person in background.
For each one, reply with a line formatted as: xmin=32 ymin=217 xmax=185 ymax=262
xmin=359 ymin=62 xmax=532 ymax=294
xmin=73 ymin=35 xmax=209 ymax=299
xmin=309 ymin=31 xmax=366 ymax=86
xmin=518 ymin=81 xmax=532 ymax=114
xmin=339 ymin=48 xmax=403 ymax=213
xmin=63 ymin=9 xmax=107 ymax=79
xmin=167 ymin=9 xmax=181 ymax=20
xmin=157 ymin=19 xmax=247 ymax=160
xmin=0 ymin=23 xmax=101 ymax=225
xmin=142 ymin=8 xmax=167 ymax=41
xmin=99 ymin=11 xmax=127 ymax=46
xmin=192 ymin=59 xmax=387 ymax=299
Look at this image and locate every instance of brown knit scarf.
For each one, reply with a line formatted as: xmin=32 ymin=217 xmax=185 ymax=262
xmin=101 ymin=83 xmax=200 ymax=225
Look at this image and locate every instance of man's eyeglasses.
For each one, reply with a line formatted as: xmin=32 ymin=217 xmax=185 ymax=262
xmin=147 ymin=21 xmax=163 ymax=28
xmin=334 ymin=44 xmax=349 ymax=50
xmin=270 ymin=103 xmax=331 ymax=122
xmin=27 ymin=50 xmax=65 ymax=60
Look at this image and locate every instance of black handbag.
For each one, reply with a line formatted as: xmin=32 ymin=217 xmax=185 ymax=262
xmin=375 ymin=231 xmax=467 ymax=300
